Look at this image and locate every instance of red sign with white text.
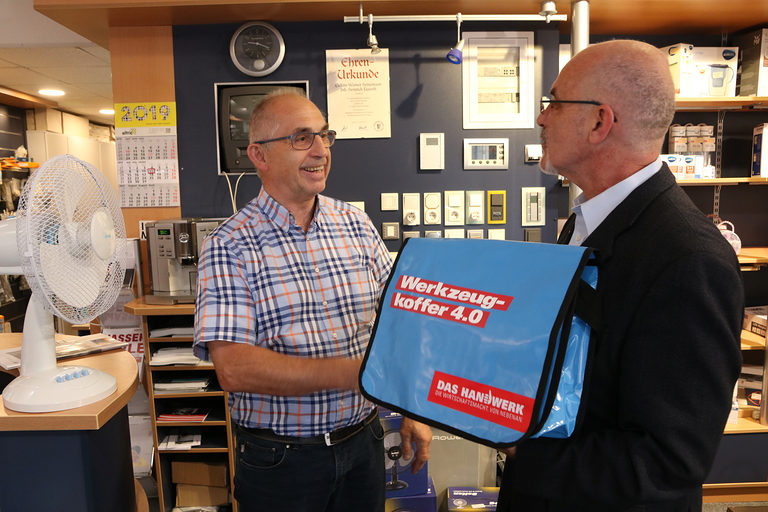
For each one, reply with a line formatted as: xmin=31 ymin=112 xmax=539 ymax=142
xmin=428 ymin=371 xmax=535 ymax=432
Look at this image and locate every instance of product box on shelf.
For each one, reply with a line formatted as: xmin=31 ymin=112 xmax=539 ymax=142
xmin=661 ymin=154 xmax=686 ymax=179
xmin=443 ymin=486 xmax=499 ymax=511
xmin=691 ymin=47 xmax=739 ymax=97
xmin=734 ymin=27 xmax=768 ymax=97
xmin=744 ymin=306 xmax=768 ymax=338
xmin=752 ymin=123 xmax=768 ymax=177
xmin=386 ymin=477 xmax=437 ymax=512
xmin=175 ymin=483 xmax=230 ymax=507
xmin=660 ymin=43 xmax=696 ymax=96
xmin=171 ymin=460 xmax=228 ymax=487
xmin=428 ymin=426 xmax=497 ymax=501
xmin=380 ymin=408 xmax=429 ymax=497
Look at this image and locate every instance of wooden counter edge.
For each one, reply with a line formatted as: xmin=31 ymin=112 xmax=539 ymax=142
xmin=0 ymin=346 xmax=139 ymax=431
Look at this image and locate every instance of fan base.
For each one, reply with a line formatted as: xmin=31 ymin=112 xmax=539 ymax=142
xmin=2 ymin=365 xmax=117 ymax=413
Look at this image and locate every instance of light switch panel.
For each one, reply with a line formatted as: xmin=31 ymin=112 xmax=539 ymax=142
xmin=402 ymin=193 xmax=421 ymax=226
xmin=381 ymin=193 xmax=399 ymax=211
xmin=348 ymin=201 xmax=365 ymax=212
xmin=382 ymin=222 xmax=400 ymax=240
xmin=488 ymin=228 xmax=506 ymax=240
xmin=423 ymin=192 xmax=441 ymax=225
xmin=444 ymin=228 xmax=465 ymax=239
xmin=444 ymin=190 xmax=465 ymax=226
xmin=487 ymin=190 xmax=506 ymax=224
xmin=521 ymin=187 xmax=545 ymax=226
xmin=465 ymin=190 xmax=485 ymax=225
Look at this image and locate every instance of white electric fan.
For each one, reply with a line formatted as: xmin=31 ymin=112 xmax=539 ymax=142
xmin=0 ymin=154 xmax=126 ymax=412
xmin=383 ymin=430 xmax=414 ymax=491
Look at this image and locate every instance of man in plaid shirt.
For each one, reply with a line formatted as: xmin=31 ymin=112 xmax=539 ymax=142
xmin=194 ymin=89 xmax=430 ymax=511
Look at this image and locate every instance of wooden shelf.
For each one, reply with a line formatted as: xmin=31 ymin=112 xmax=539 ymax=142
xmin=742 ymin=330 xmax=766 ymax=351
xmin=739 ymin=247 xmax=768 ymax=267
xmin=677 ymin=177 xmax=768 ymax=186
xmin=675 ymin=96 xmax=768 ymax=111
xmin=124 ymin=297 xmax=195 ymax=316
xmin=724 ymin=415 xmax=768 ymax=435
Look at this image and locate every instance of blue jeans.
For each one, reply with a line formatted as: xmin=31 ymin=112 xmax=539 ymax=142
xmin=234 ymin=418 xmax=385 ymax=512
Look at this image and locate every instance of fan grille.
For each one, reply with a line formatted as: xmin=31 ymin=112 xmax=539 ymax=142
xmin=16 ymin=155 xmax=127 ymax=325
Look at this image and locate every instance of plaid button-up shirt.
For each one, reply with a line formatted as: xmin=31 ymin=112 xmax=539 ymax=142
xmin=194 ymin=188 xmax=392 ymax=437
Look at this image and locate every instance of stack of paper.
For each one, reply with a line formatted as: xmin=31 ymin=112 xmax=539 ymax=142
xmin=150 ymin=347 xmax=202 ymax=366
xmin=159 ymin=431 xmax=202 ymax=450
xmin=154 ymin=377 xmax=211 ymax=393
xmin=157 ymin=407 xmax=210 ymax=422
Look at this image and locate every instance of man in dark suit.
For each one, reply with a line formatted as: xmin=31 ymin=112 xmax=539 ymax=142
xmin=496 ymin=39 xmax=743 ymax=511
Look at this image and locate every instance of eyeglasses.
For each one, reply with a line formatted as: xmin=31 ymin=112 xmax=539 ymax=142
xmin=540 ymin=96 xmax=617 ymax=122
xmin=252 ymin=129 xmax=337 ymax=150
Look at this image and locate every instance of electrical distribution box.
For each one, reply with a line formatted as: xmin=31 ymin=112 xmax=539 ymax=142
xmin=444 ymin=191 xmax=465 ymax=226
xmin=465 ymin=191 xmax=485 ymax=225
xmin=423 ymin=192 xmax=442 ymax=225
xmin=487 ymin=190 xmax=506 ymax=224
xmin=521 ymin=187 xmax=546 ymax=226
xmin=419 ymin=133 xmax=445 ymax=170
xmin=402 ymin=193 xmax=421 ymax=226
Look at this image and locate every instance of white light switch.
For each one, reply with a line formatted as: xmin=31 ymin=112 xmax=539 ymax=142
xmin=521 ymin=187 xmax=545 ymax=226
xmin=402 ymin=193 xmax=421 ymax=226
xmin=381 ymin=193 xmax=399 ymax=211
xmin=465 ymin=190 xmax=484 ymax=225
xmin=382 ymin=222 xmax=400 ymax=240
xmin=444 ymin=190 xmax=465 ymax=226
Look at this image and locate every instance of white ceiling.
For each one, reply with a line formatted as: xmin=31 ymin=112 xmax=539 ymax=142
xmin=0 ymin=0 xmax=114 ymax=125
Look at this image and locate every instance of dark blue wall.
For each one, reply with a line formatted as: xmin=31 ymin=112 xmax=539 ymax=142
xmin=173 ymin=21 xmax=562 ymax=250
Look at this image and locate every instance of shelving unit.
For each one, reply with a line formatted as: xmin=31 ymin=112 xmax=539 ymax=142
xmin=672 ymin=98 xmax=768 ymax=503
xmin=125 ymin=298 xmax=238 ymax=512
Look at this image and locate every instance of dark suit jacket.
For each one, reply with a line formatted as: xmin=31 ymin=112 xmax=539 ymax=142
xmin=498 ymin=165 xmax=744 ymax=512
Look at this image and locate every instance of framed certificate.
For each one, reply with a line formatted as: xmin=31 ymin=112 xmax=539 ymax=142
xmin=462 ymin=31 xmax=535 ymax=129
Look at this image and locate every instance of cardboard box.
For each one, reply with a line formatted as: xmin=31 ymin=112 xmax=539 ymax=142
xmin=660 ymin=43 xmax=696 ymax=96
xmin=661 ymin=154 xmax=685 ymax=179
xmin=33 ymin=107 xmax=63 ymax=133
xmin=386 ymin=477 xmax=437 ymax=512
xmin=175 ymin=483 xmax=229 ymax=507
xmin=744 ymin=306 xmax=767 ymax=338
xmin=691 ymin=47 xmax=738 ymax=97
xmin=735 ymin=28 xmax=768 ymax=96
xmin=171 ymin=460 xmax=228 ymax=487
xmin=443 ymin=486 xmax=499 ymax=511
xmin=380 ymin=408 xmax=429 ymax=497
xmin=753 ymin=124 xmax=768 ymax=178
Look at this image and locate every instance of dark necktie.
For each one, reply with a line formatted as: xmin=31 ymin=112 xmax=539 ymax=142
xmin=557 ymin=213 xmax=576 ymax=245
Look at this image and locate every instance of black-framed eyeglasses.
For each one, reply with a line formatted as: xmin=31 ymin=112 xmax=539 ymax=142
xmin=252 ymin=129 xmax=337 ymax=150
xmin=540 ymin=96 xmax=617 ymax=122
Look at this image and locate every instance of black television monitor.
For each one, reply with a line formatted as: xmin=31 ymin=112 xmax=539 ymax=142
xmin=214 ymin=81 xmax=309 ymax=174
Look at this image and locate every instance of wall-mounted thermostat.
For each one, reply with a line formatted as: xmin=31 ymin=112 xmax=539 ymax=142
xmin=419 ymin=133 xmax=444 ymax=170
xmin=463 ymin=138 xmax=509 ymax=170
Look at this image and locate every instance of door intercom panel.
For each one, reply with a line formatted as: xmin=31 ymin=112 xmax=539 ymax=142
xmin=521 ymin=187 xmax=545 ymax=226
xmin=465 ymin=190 xmax=485 ymax=225
xmin=444 ymin=190 xmax=465 ymax=226
xmin=487 ymin=190 xmax=506 ymax=224
xmin=463 ymin=138 xmax=509 ymax=170
xmin=423 ymin=192 xmax=441 ymax=225
xmin=402 ymin=193 xmax=421 ymax=226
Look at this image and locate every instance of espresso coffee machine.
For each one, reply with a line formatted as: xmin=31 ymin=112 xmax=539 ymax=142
xmin=144 ymin=219 xmax=221 ymax=304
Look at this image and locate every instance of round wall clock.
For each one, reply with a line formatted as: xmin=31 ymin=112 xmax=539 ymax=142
xmin=229 ymin=21 xmax=285 ymax=77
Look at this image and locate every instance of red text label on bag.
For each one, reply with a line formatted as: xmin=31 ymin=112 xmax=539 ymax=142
xmin=391 ymin=292 xmax=490 ymax=327
xmin=395 ymin=275 xmax=513 ymax=311
xmin=428 ymin=371 xmax=534 ymax=432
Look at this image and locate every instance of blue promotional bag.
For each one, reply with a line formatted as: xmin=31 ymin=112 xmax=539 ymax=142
xmin=360 ymin=238 xmax=599 ymax=448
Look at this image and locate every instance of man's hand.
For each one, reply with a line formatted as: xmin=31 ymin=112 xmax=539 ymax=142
xmin=399 ymin=417 xmax=432 ymax=473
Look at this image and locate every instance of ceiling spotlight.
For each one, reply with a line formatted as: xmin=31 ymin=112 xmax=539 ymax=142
xmin=539 ymin=1 xmax=558 ymax=23
xmin=367 ymin=14 xmax=381 ymax=54
xmin=446 ymin=13 xmax=463 ymax=64
xmin=99 ymin=108 xmax=115 ymax=116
